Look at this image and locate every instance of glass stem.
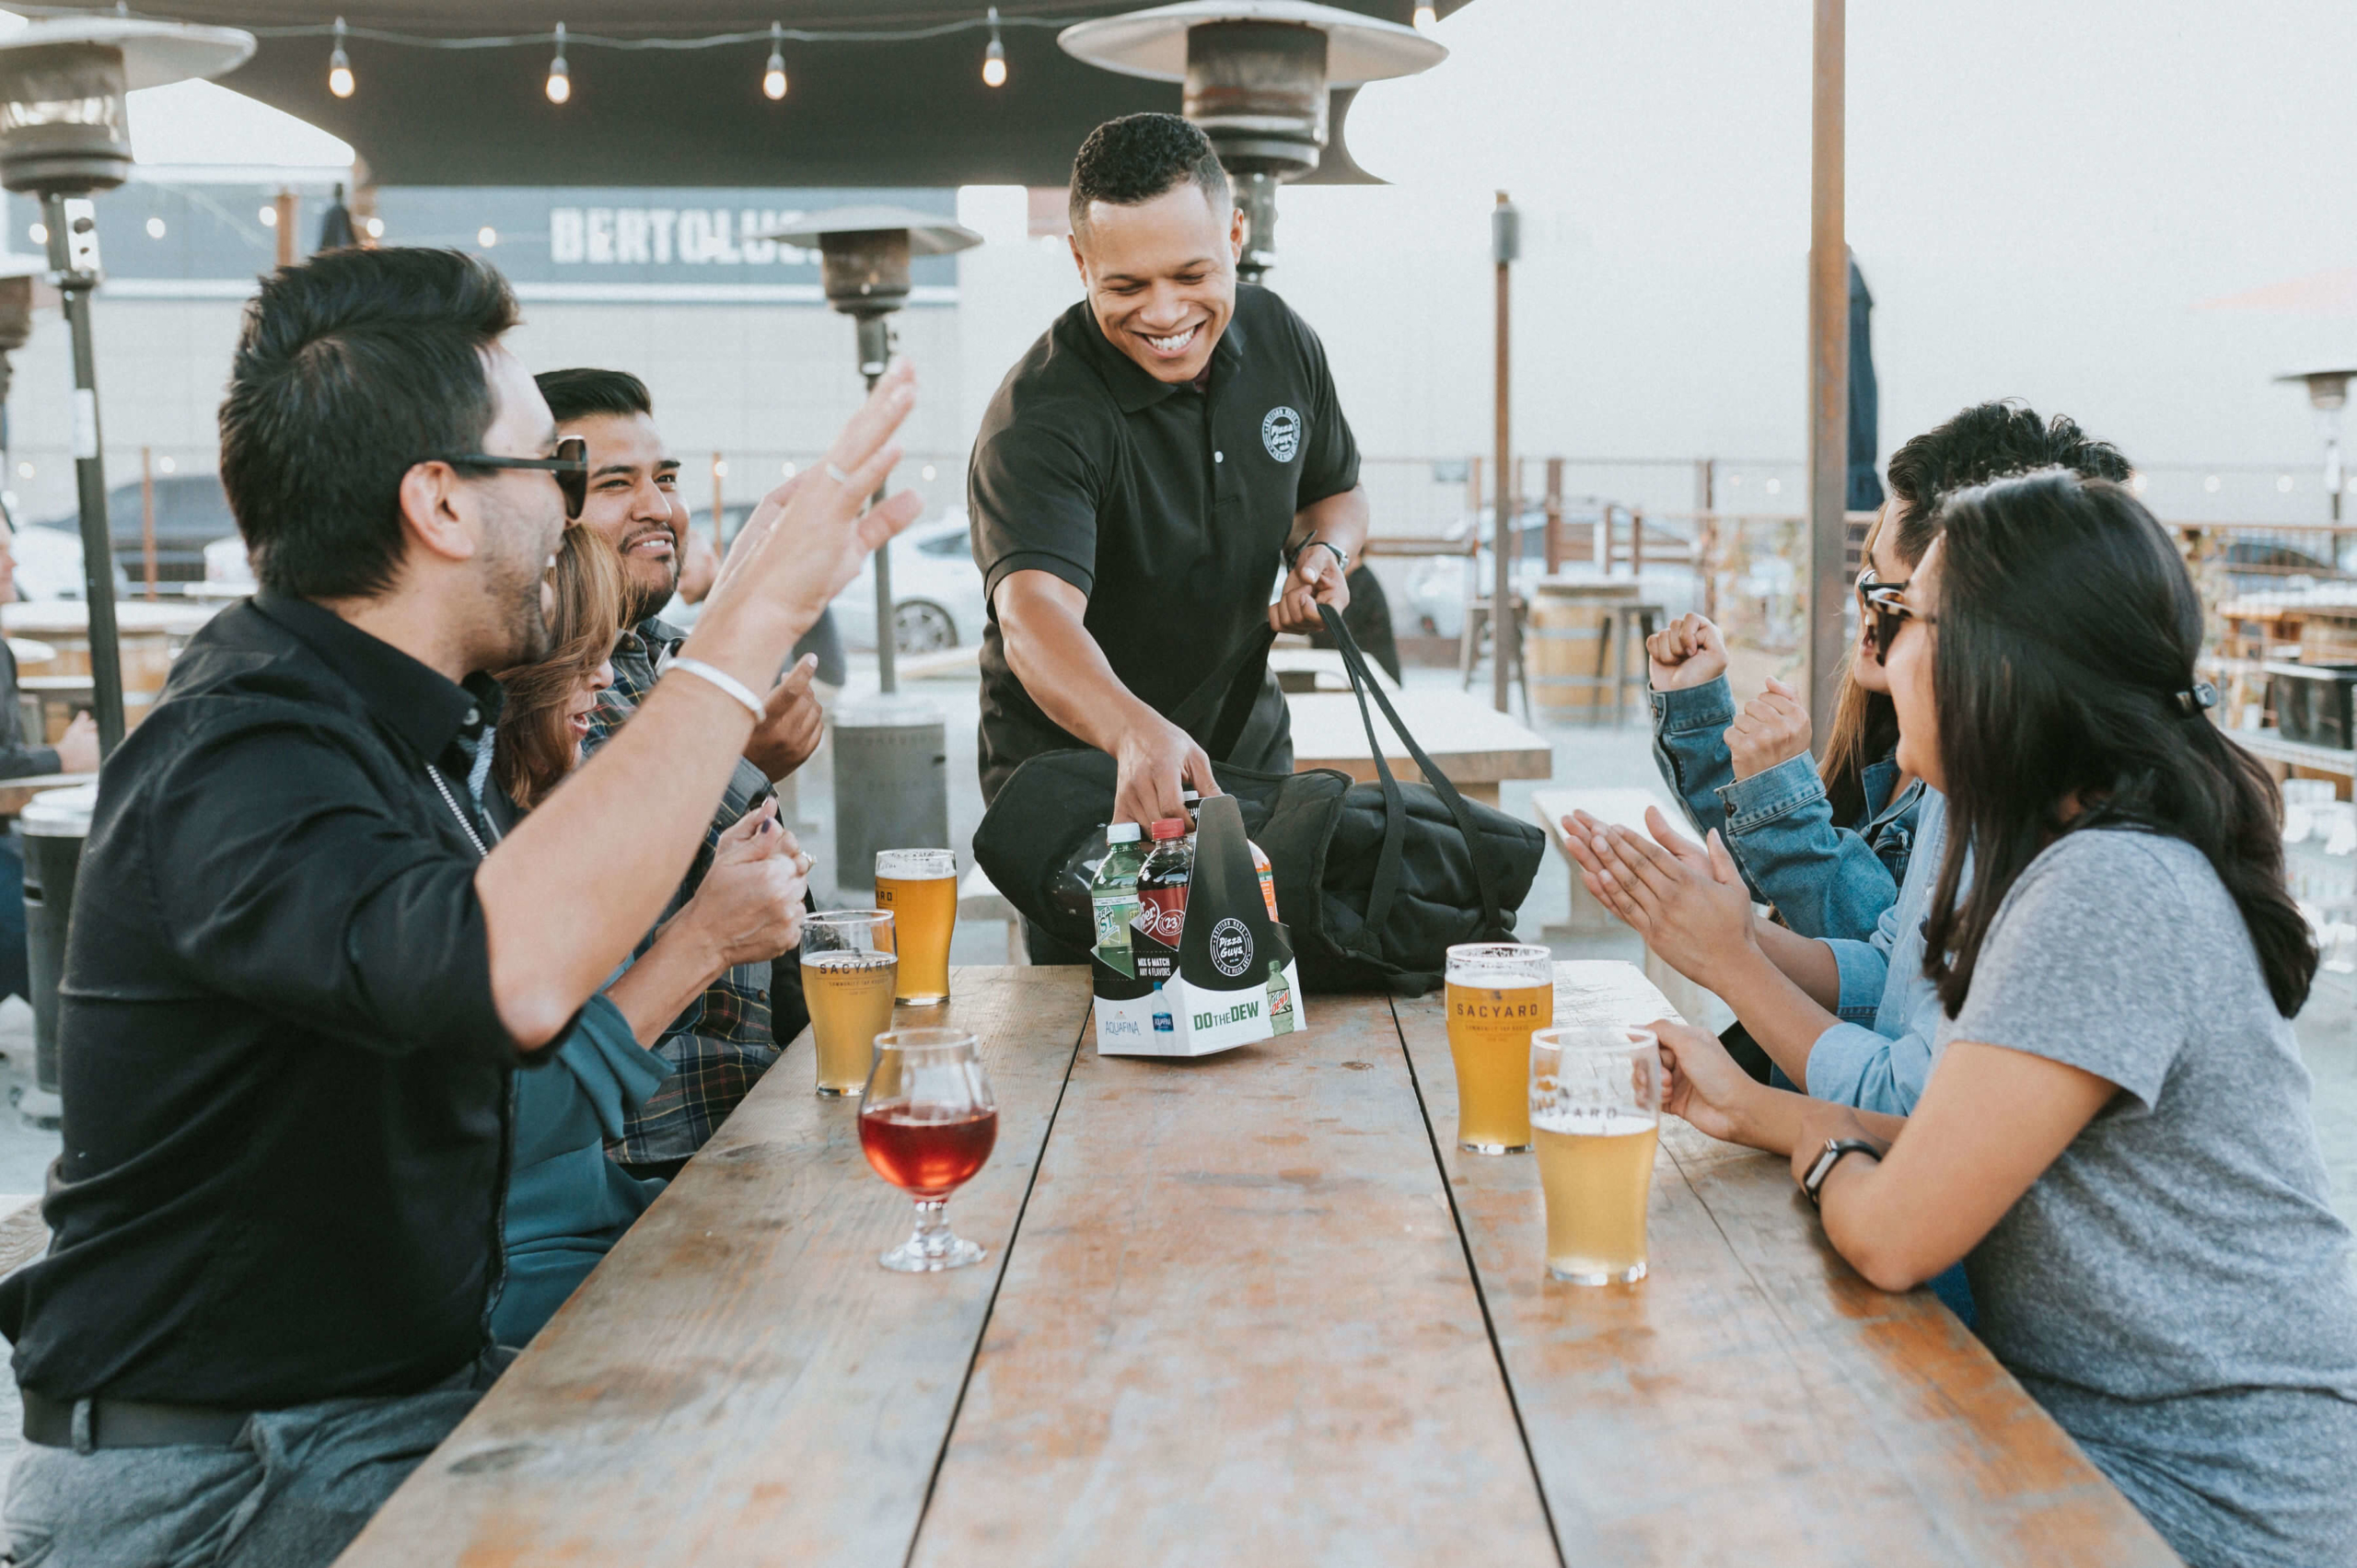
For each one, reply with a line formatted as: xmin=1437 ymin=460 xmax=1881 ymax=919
xmin=910 ymin=1196 xmax=952 ymax=1256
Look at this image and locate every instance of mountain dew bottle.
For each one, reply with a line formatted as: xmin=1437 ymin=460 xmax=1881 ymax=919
xmin=1267 ymin=958 xmax=1295 ymax=1035
xmin=1090 ymin=821 xmax=1149 ymax=978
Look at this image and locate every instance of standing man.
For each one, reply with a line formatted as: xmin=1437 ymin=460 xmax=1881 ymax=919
xmin=0 ymin=247 xmax=921 ymax=1565
xmin=535 ymin=367 xmax=824 ymax=1179
xmin=970 ymin=112 xmax=1370 ymax=835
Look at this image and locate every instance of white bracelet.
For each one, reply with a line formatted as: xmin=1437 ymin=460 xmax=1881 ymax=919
xmin=668 ymin=656 xmax=766 ymax=722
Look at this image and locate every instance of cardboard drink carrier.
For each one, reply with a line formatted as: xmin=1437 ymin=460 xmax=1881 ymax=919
xmin=1093 ymin=794 xmax=1305 ymax=1056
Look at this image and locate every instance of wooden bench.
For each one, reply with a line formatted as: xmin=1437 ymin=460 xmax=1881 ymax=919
xmin=338 ymin=963 xmax=2171 ymax=1567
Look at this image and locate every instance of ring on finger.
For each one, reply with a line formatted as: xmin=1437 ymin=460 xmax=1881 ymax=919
xmin=825 ymin=460 xmax=853 ymax=486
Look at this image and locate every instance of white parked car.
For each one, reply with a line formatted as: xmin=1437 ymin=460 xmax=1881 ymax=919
xmin=830 ymin=505 xmax=989 ymax=656
xmin=7 ymin=518 xmax=126 ymax=601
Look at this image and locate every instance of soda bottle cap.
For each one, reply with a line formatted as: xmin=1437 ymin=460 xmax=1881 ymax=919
xmin=1149 ymin=817 xmax=1190 ymax=841
xmin=1107 ymin=821 xmax=1144 ymax=843
xmin=1180 ymin=788 xmax=1202 ymax=805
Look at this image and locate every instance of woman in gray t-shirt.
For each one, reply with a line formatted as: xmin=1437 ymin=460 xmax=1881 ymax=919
xmin=1631 ymin=471 xmax=2357 ymax=1568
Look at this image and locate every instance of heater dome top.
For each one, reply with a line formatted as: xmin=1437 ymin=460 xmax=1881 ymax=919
xmin=0 ymin=16 xmax=253 ymax=93
xmin=1058 ymin=1 xmax=1445 ymax=88
xmin=764 ymin=205 xmax=982 ymax=257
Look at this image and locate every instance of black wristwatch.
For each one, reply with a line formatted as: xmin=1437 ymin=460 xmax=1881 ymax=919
xmin=1800 ymin=1138 xmax=1882 ymax=1208
xmin=1291 ymin=538 xmax=1349 ymax=576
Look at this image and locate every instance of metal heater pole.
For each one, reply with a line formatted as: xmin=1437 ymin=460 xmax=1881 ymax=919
xmin=45 ymin=193 xmax=125 ymax=758
xmin=1805 ymin=0 xmax=1850 ymax=755
xmin=1491 ymin=192 xmax=1518 ymax=715
xmin=858 ymin=315 xmax=898 ymax=695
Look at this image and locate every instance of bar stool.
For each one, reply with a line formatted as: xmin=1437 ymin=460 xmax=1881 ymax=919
xmin=1458 ymin=595 xmax=1533 ymax=719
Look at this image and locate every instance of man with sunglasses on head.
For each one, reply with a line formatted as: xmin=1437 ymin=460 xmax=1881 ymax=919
xmin=535 ymin=368 xmax=822 ymax=1179
xmin=0 ymin=248 xmax=923 ymax=1567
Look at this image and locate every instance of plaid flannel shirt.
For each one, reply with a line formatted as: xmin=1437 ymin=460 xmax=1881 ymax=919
xmin=587 ymin=616 xmax=801 ymax=1163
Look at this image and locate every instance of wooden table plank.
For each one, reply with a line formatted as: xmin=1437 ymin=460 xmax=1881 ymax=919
xmin=1288 ymin=686 xmax=1554 ymax=807
xmin=335 ymin=966 xmax=1095 ymax=1568
xmin=909 ymin=991 xmax=1560 ymax=1568
xmin=1393 ymin=961 xmax=2177 ymax=1567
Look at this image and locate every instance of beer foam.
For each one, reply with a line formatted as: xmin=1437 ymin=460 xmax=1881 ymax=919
xmin=1447 ymin=969 xmax=1551 ymax=991
xmin=1530 ymin=1108 xmax=1656 ymax=1138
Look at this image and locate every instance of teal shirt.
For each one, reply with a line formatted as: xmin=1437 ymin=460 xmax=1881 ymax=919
xmin=493 ymin=993 xmax=669 ymax=1344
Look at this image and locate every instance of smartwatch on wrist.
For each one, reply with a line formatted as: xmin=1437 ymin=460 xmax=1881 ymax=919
xmin=1800 ymin=1137 xmax=1882 ymax=1209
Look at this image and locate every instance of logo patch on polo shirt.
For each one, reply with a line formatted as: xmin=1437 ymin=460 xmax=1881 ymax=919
xmin=1260 ymin=406 xmax=1302 ymax=463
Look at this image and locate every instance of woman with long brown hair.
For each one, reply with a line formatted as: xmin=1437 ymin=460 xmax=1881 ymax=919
xmin=1645 ymin=402 xmax=2131 ymax=944
xmin=490 ymin=526 xmax=810 ymax=1343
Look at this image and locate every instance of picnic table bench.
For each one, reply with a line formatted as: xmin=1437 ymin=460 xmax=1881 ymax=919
xmin=337 ymin=962 xmax=2169 ymax=1566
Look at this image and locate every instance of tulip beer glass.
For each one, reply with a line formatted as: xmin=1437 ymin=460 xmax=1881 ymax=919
xmin=859 ymin=1028 xmax=998 ymax=1272
xmin=801 ymin=910 xmax=898 ymax=1096
xmin=1530 ymin=1026 xmax=1662 ymax=1284
xmin=875 ymin=848 xmax=957 ymax=1005
xmin=1443 ymin=944 xmax=1554 ymax=1153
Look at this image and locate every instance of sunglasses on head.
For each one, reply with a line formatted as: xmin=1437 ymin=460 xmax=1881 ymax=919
xmin=441 ymin=435 xmax=588 ymax=520
xmin=1859 ymin=575 xmax=1935 ymax=665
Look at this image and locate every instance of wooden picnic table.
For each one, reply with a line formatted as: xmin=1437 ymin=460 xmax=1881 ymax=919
xmin=1286 ymin=683 xmax=1552 ymax=807
xmin=338 ymin=961 xmax=2168 ymax=1567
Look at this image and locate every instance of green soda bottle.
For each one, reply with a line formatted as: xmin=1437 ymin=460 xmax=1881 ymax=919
xmin=1090 ymin=822 xmax=1149 ymax=978
xmin=1266 ymin=958 xmax=1295 ymax=1035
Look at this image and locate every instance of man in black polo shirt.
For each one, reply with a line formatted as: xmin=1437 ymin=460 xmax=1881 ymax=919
xmin=970 ymin=112 xmax=1370 ymax=832
xmin=0 ymin=248 xmax=923 ymax=1566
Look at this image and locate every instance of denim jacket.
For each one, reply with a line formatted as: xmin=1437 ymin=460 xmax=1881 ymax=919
xmin=1808 ymin=789 xmax=1950 ymax=1115
xmin=1649 ymin=676 xmax=1923 ymax=943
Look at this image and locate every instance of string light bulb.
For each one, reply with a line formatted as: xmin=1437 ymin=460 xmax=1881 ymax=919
xmin=545 ymin=22 xmax=571 ymax=104
xmin=762 ymin=20 xmax=787 ymax=99
xmin=1412 ymin=4 xmax=1436 ymax=30
xmin=328 ymin=17 xmax=355 ymax=98
xmin=981 ymin=6 xmax=1006 ymax=87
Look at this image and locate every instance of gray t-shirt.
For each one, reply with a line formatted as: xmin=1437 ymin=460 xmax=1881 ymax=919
xmin=1944 ymin=828 xmax=2357 ymax=1568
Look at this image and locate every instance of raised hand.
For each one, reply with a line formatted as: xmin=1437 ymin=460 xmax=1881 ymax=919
xmin=1724 ymin=673 xmax=1811 ymax=781
xmin=692 ymin=360 xmax=924 ymax=678
xmin=743 ymin=654 xmax=824 ymax=781
xmin=1645 ymin=613 xmax=1728 ymax=691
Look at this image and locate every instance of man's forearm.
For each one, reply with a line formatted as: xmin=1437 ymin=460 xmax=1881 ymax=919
xmin=1001 ymin=588 xmax=1154 ymax=755
xmin=479 ymin=678 xmax=755 ymax=1049
xmin=1287 ymin=484 xmax=1370 ymax=564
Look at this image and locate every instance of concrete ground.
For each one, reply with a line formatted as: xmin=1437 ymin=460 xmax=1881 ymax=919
xmin=0 ymin=654 xmax=2347 ymax=1229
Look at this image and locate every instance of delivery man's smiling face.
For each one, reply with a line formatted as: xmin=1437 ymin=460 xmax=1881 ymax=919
xmin=1071 ymin=180 xmax=1245 ymax=385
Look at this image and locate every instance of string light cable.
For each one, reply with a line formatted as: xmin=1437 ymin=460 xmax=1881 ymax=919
xmin=25 ymin=6 xmax=1105 ymax=53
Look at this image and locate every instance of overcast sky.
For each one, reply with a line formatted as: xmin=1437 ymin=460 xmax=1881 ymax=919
xmin=39 ymin=0 xmax=2357 ymax=508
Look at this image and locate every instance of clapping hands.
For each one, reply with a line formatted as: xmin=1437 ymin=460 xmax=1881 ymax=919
xmin=1559 ymin=806 xmax=1756 ymax=989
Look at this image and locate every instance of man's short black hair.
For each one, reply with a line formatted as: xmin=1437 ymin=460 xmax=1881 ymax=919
xmin=536 ymin=366 xmax=652 ymax=425
xmin=1068 ymin=112 xmax=1230 ymax=232
xmin=1886 ymin=400 xmax=2131 ymax=563
xmin=219 ymin=247 xmax=518 ymax=600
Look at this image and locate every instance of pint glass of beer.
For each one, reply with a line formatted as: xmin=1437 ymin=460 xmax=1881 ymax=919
xmin=1530 ymin=1026 xmax=1662 ymax=1284
xmin=802 ymin=911 xmax=899 ymax=1096
xmin=876 ymin=849 xmax=958 ymax=1005
xmin=1443 ymin=944 xmax=1554 ymax=1154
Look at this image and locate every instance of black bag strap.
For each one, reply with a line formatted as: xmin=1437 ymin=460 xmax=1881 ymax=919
xmin=1318 ymin=603 xmax=1509 ymax=940
xmin=1167 ymin=621 xmax=1280 ymax=761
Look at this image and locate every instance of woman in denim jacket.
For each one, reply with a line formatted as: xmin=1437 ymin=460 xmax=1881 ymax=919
xmin=1648 ymin=510 xmax=1924 ymax=943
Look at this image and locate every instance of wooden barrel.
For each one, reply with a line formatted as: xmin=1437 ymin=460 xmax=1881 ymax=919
xmin=1529 ymin=581 xmax=1638 ymax=723
xmin=3 ymin=601 xmax=217 ymax=734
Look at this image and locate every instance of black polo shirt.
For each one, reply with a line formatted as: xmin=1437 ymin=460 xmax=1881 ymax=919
xmin=969 ymin=282 xmax=1360 ymax=803
xmin=0 ymin=593 xmax=531 ymax=1408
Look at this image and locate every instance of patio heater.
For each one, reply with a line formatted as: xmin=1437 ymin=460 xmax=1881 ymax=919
xmin=2275 ymin=367 xmax=2357 ymax=525
xmin=1059 ymin=1 xmax=1444 ymax=285
xmin=768 ymin=206 xmax=981 ymax=880
xmin=0 ymin=17 xmax=252 ymax=758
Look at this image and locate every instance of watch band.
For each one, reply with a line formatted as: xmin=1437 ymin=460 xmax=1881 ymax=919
xmin=1801 ymin=1137 xmax=1882 ymax=1208
xmin=1293 ymin=538 xmax=1349 ymax=576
